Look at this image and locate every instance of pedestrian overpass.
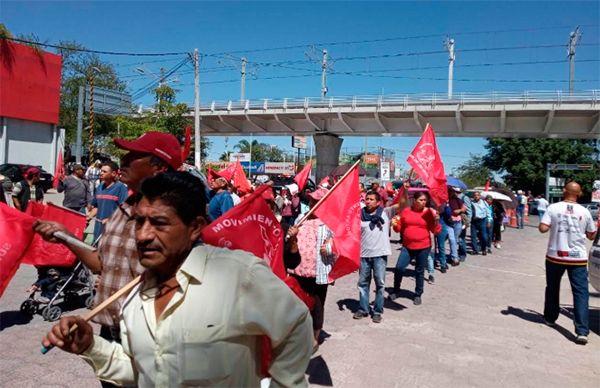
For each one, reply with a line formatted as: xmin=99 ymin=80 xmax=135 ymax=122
xmin=187 ymin=90 xmax=600 ymax=179
xmin=192 ymin=90 xmax=599 ymax=138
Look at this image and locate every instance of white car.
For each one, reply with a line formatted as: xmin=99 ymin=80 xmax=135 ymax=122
xmin=590 ymin=231 xmax=600 ymax=292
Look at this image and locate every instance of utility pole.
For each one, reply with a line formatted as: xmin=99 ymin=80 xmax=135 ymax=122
xmin=240 ymin=57 xmax=247 ymax=102
xmin=445 ymin=37 xmax=455 ymax=99
xmin=88 ymin=70 xmax=96 ymax=162
xmin=193 ymin=49 xmax=201 ymax=169
xmin=321 ymin=49 xmax=328 ymax=99
xmin=76 ymin=86 xmax=84 ymax=164
xmin=568 ymin=26 xmax=581 ymax=95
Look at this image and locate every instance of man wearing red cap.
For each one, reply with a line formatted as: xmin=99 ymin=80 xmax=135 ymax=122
xmin=34 ymin=131 xmax=182 ymax=388
xmin=12 ymin=166 xmax=44 ymax=211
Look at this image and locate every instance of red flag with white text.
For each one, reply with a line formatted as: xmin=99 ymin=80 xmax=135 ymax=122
xmin=22 ymin=203 xmax=87 ymax=267
xmin=313 ymin=167 xmax=361 ymax=281
xmin=293 ymin=161 xmax=312 ymax=190
xmin=0 ymin=203 xmax=36 ymax=298
xmin=407 ymin=123 xmax=448 ymax=206
xmin=200 ymin=185 xmax=285 ymax=278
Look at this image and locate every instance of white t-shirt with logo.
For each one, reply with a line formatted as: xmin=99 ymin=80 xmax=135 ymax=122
xmin=541 ymin=201 xmax=597 ymax=265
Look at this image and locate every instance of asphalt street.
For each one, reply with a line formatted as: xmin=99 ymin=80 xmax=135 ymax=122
xmin=0 ymin=192 xmax=598 ymax=387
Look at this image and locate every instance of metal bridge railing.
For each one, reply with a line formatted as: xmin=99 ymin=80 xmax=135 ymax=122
xmin=197 ymin=90 xmax=600 ymax=112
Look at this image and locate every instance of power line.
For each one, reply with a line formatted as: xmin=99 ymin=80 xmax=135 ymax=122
xmin=4 ymin=36 xmax=190 ymax=56
xmin=206 ymin=24 xmax=600 ymax=55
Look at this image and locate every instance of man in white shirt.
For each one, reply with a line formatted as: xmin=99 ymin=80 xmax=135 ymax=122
xmin=535 ymin=195 xmax=549 ymax=222
xmin=539 ymin=182 xmax=597 ymax=345
xmin=42 ymin=171 xmax=313 ymax=387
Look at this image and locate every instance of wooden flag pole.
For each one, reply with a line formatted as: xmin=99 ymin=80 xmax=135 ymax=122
xmin=41 ymin=275 xmax=142 ymax=354
xmin=295 ymin=159 xmax=361 ymax=228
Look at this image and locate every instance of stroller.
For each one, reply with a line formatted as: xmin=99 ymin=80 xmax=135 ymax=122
xmin=20 ymin=262 xmax=95 ymax=322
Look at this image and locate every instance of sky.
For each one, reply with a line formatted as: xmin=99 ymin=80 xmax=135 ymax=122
xmin=3 ymin=1 xmax=599 ymax=171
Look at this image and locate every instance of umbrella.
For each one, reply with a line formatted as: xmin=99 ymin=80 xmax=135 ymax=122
xmin=446 ymin=175 xmax=467 ymax=190
xmin=491 ymin=187 xmax=517 ymax=209
xmin=329 ymin=164 xmax=368 ymax=177
xmin=473 ymin=190 xmax=512 ymax=202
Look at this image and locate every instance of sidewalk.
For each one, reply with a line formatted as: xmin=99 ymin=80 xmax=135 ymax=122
xmin=0 ymin=218 xmax=598 ymax=387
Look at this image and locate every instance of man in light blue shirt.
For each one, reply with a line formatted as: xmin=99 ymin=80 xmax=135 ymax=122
xmin=470 ymin=191 xmax=489 ymax=255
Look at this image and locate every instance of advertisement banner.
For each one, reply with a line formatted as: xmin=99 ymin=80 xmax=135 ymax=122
xmin=363 ymin=154 xmax=380 ymax=165
xmin=292 ymin=136 xmax=307 ymax=149
xmin=380 ymin=161 xmax=391 ymax=181
xmin=240 ymin=161 xmax=265 ymax=173
xmin=229 ymin=153 xmax=251 ymax=162
xmin=265 ymin=162 xmax=295 ymax=175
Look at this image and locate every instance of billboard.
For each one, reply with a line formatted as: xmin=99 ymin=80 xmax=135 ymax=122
xmin=292 ymin=136 xmax=307 ymax=149
xmin=229 ymin=153 xmax=251 ymax=162
xmin=265 ymin=162 xmax=295 ymax=175
xmin=380 ymin=161 xmax=391 ymax=181
xmin=363 ymin=154 xmax=379 ymax=165
xmin=0 ymin=40 xmax=62 ymax=124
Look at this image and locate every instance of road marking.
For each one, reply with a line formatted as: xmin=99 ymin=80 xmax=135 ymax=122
xmin=463 ymin=263 xmax=544 ymax=277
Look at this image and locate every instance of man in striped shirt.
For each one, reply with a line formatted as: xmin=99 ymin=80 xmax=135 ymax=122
xmin=539 ymin=181 xmax=597 ymax=345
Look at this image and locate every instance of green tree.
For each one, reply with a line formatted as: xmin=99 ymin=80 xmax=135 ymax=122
xmin=452 ymin=154 xmax=493 ymax=189
xmin=112 ymin=83 xmax=211 ymax=163
xmin=233 ymin=140 xmax=285 ymax=162
xmin=482 ymin=138 xmax=599 ymax=198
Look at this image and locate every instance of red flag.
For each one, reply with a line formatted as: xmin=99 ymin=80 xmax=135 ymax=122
xmin=217 ymin=162 xmax=236 ymax=181
xmin=52 ymin=151 xmax=64 ymax=189
xmin=293 ymin=161 xmax=312 ymax=190
xmin=181 ymin=126 xmax=191 ymax=162
xmin=206 ymin=165 xmax=219 ymax=185
xmin=392 ymin=184 xmax=407 ymax=206
xmin=201 ymin=185 xmax=285 ymax=279
xmin=484 ymin=178 xmax=491 ymax=192
xmin=22 ymin=203 xmax=87 ymax=267
xmin=232 ymin=160 xmax=252 ymax=194
xmin=0 ymin=203 xmax=36 ymax=298
xmin=200 ymin=185 xmax=285 ymax=378
xmin=407 ymin=123 xmax=448 ymax=206
xmin=313 ymin=167 xmax=361 ymax=281
xmin=385 ymin=181 xmax=394 ymax=194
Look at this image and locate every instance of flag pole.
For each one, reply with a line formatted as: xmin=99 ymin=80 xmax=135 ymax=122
xmin=41 ymin=274 xmax=142 ymax=354
xmin=295 ymin=159 xmax=361 ymax=228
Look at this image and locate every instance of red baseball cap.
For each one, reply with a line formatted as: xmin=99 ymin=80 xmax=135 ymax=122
xmin=114 ymin=131 xmax=182 ymax=170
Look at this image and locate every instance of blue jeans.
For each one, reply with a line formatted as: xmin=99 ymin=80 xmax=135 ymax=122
xmin=358 ymin=256 xmax=387 ymax=315
xmin=516 ymin=207 xmax=525 ymax=229
xmin=470 ymin=218 xmax=488 ymax=253
xmin=544 ymin=261 xmax=589 ymax=336
xmin=394 ymin=247 xmax=430 ymax=297
xmin=434 ymin=223 xmax=449 ymax=269
xmin=445 ymin=221 xmax=461 ymax=261
xmin=486 ymin=221 xmax=493 ymax=249
xmin=458 ymin=226 xmax=467 ymax=260
xmin=537 ymin=210 xmax=546 ymax=223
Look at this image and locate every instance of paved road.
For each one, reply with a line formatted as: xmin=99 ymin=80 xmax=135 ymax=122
xmin=1 ymin=197 xmax=598 ymax=387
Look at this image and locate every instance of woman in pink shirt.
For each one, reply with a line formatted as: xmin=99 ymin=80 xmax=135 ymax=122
xmin=389 ymin=191 xmax=441 ymax=305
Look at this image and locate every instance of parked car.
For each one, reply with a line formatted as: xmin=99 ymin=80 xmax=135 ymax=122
xmin=0 ymin=163 xmax=54 ymax=192
xmin=582 ymin=203 xmax=599 ymax=221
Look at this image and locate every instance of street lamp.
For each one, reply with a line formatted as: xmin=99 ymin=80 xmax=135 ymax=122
xmin=88 ymin=66 xmax=102 ymax=162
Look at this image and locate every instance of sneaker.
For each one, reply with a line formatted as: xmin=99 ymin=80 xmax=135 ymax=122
xmin=353 ymin=311 xmax=368 ymax=320
xmin=413 ymin=296 xmax=422 ymax=305
xmin=427 ymin=274 xmax=435 ymax=284
xmin=37 ymin=296 xmax=50 ymax=304
xmin=575 ymin=335 xmax=588 ymax=345
xmin=482 ymin=251 xmax=487 ymax=256
xmin=387 ymin=292 xmax=398 ymax=301
xmin=440 ymin=267 xmax=447 ymax=274
xmin=495 ymin=243 xmax=502 ymax=249
xmin=372 ymin=314 xmax=383 ymax=323
xmin=451 ymin=259 xmax=460 ymax=266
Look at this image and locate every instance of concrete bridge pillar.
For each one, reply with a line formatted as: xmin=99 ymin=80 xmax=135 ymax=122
xmin=313 ymin=133 xmax=343 ymax=183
